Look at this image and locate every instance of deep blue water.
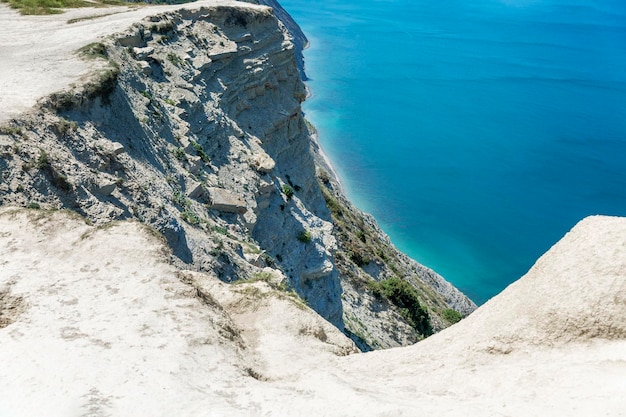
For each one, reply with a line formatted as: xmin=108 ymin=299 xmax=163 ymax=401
xmin=278 ymin=0 xmax=626 ymax=304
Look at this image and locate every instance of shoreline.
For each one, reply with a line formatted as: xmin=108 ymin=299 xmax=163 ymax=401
xmin=302 ymin=83 xmax=346 ymax=194
xmin=309 ymin=121 xmax=346 ymax=193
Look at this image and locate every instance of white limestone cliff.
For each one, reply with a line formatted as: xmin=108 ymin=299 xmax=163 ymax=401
xmin=0 ymin=0 xmax=474 ymax=349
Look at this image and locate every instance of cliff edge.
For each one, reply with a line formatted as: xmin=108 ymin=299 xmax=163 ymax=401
xmin=0 ymin=0 xmax=474 ymax=349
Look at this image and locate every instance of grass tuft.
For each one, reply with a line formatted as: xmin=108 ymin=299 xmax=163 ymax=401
xmin=190 ymin=141 xmax=210 ymax=162
xmin=0 ymin=125 xmax=23 ymax=137
xmin=2 ymin=0 xmax=94 ymax=15
xmin=78 ymin=42 xmax=108 ymax=60
xmin=297 ymin=229 xmax=312 ymax=243
xmin=281 ymin=184 xmax=294 ymax=200
xmin=442 ymin=308 xmax=463 ymax=324
xmin=166 ymin=52 xmax=184 ymax=68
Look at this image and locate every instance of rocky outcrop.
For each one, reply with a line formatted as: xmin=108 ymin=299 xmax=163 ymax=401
xmin=247 ymin=0 xmax=308 ymax=77
xmin=0 ymin=0 xmax=473 ymax=348
xmin=207 ymin=186 xmax=247 ymax=213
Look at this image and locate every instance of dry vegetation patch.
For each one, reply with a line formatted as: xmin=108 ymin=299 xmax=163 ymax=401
xmin=0 ymin=0 xmax=122 ymax=15
xmin=0 ymin=287 xmax=26 ymax=329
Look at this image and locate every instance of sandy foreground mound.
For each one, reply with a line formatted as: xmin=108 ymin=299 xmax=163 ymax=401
xmin=1 ymin=208 xmax=625 ymax=416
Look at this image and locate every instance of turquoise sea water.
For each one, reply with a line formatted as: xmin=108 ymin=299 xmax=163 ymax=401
xmin=279 ymin=0 xmax=626 ymax=304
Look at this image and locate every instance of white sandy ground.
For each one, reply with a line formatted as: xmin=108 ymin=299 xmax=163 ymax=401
xmin=0 ymin=0 xmax=253 ymax=123
xmin=0 ymin=207 xmax=625 ymax=416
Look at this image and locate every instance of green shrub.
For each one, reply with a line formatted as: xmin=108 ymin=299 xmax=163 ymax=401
xmin=252 ymin=271 xmax=273 ymax=282
xmin=348 ymin=250 xmax=369 ymax=267
xmin=369 ymin=277 xmax=432 ymax=336
xmin=0 ymin=125 xmax=23 ymax=136
xmin=36 ymin=150 xmax=49 ymax=169
xmin=67 ymin=10 xmax=120 ymax=24
xmin=213 ymin=225 xmax=229 ymax=235
xmin=442 ymin=308 xmax=463 ymax=324
xmin=190 ymin=141 xmax=209 ymax=162
xmin=151 ymin=20 xmax=175 ymax=34
xmin=85 ymin=64 xmax=119 ymax=100
xmin=172 ymin=190 xmax=188 ymax=207
xmin=52 ymin=172 xmax=71 ymax=191
xmin=304 ymin=118 xmax=317 ymax=135
xmin=47 ymin=61 xmax=119 ymax=110
xmin=167 ymin=52 xmax=184 ymax=67
xmin=320 ymin=186 xmax=343 ymax=217
xmin=297 ymin=229 xmax=312 ymax=243
xmin=78 ymin=42 xmax=107 ymax=60
xmin=172 ymin=147 xmax=185 ymax=160
xmin=281 ymin=184 xmax=294 ymax=200
xmin=181 ymin=209 xmax=200 ymax=225
xmin=2 ymin=0 xmax=92 ymax=15
xmin=54 ymin=118 xmax=77 ymax=136
xmin=140 ymin=90 xmax=152 ymax=101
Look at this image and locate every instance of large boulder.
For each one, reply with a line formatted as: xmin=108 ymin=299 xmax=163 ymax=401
xmin=207 ymin=187 xmax=247 ymax=214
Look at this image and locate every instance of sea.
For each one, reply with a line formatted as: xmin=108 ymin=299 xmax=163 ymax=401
xmin=278 ymin=0 xmax=626 ymax=304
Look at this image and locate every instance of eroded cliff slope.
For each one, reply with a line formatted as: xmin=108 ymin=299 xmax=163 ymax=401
xmin=0 ymin=0 xmax=473 ymax=348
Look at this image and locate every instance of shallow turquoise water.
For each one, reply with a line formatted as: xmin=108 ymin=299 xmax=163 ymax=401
xmin=279 ymin=0 xmax=626 ymax=304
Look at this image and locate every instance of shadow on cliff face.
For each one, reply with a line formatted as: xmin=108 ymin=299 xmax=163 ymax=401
xmin=223 ymin=8 xmax=251 ymax=28
xmin=84 ymin=83 xmax=174 ymax=175
xmin=250 ymin=183 xmax=344 ymax=328
xmin=56 ymin=78 xmax=196 ymax=265
xmin=158 ymin=215 xmax=193 ymax=264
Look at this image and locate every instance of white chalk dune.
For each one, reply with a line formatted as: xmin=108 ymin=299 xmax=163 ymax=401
xmin=1 ymin=208 xmax=625 ymax=416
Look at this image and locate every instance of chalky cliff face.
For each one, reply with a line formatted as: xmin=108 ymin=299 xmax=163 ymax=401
xmin=0 ymin=1 xmax=474 ymax=348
